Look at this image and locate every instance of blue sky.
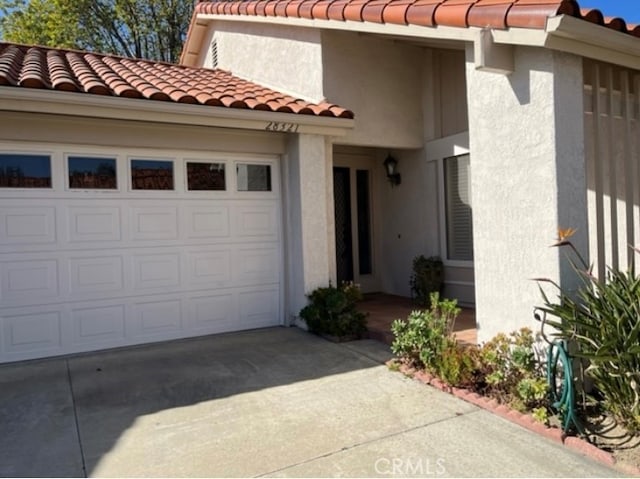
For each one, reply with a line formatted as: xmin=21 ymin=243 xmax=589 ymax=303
xmin=579 ymin=1 xmax=640 ymax=23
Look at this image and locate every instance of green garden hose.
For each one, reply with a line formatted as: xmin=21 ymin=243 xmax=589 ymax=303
xmin=534 ymin=308 xmax=582 ymax=434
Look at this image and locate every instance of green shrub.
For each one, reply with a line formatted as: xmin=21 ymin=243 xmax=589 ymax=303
xmin=299 ymin=282 xmax=367 ymax=338
xmin=391 ymin=292 xmax=459 ymax=371
xmin=538 ymin=239 xmax=640 ymax=433
xmin=478 ymin=328 xmax=549 ymax=412
xmin=438 ymin=342 xmax=481 ymax=388
xmin=409 ymin=256 xmax=444 ymax=307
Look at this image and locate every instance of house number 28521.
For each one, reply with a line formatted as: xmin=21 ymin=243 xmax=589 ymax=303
xmin=265 ymin=121 xmax=299 ymax=133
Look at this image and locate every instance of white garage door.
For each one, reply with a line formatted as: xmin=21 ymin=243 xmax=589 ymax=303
xmin=0 ymin=145 xmax=283 ymax=363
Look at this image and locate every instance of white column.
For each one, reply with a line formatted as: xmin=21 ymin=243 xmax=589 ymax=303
xmin=466 ymin=45 xmax=587 ymax=342
xmin=284 ymin=134 xmax=334 ymax=321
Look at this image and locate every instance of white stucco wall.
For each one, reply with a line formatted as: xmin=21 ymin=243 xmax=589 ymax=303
xmin=284 ymin=134 xmax=333 ymax=318
xmin=210 ymin=21 xmax=324 ymax=101
xmin=321 ymin=30 xmax=424 ymax=148
xmin=467 ymin=45 xmax=587 ymax=343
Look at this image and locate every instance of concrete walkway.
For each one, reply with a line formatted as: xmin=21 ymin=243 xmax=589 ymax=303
xmin=0 ymin=327 xmax=624 ymax=477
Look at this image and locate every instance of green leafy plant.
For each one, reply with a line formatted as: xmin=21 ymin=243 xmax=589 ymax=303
xmin=537 ymin=231 xmax=640 ymax=433
xmin=409 ymin=256 xmax=444 ymax=307
xmin=437 ymin=342 xmax=481 ymax=388
xmin=391 ymin=293 xmax=459 ymax=371
xmin=299 ymin=282 xmax=367 ymax=339
xmin=478 ymin=328 xmax=549 ymax=412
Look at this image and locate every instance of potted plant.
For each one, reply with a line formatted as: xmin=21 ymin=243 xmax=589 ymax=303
xmin=409 ymin=255 xmax=444 ymax=307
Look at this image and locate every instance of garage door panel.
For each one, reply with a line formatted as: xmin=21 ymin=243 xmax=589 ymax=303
xmin=132 ymin=253 xmax=181 ymax=290
xmin=131 ymin=299 xmax=183 ymax=338
xmin=187 ymin=249 xmax=231 ymax=286
xmin=68 ymin=206 xmax=121 ymax=242
xmin=188 ymin=293 xmax=236 ymax=332
xmin=2 ymin=259 xmax=59 ymax=304
xmin=233 ymin=247 xmax=279 ymax=284
xmin=184 ymin=205 xmax=230 ymax=239
xmin=2 ymin=310 xmax=62 ymax=355
xmin=69 ymin=256 xmax=124 ymax=294
xmin=130 ymin=206 xmax=178 ymax=241
xmin=233 ymin=205 xmax=278 ymax=239
xmin=239 ymin=288 xmax=280 ymax=328
xmin=0 ymin=206 xmax=57 ymax=246
xmin=71 ymin=305 xmax=125 ymax=346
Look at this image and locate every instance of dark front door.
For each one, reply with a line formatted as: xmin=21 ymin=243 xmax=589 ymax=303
xmin=333 ymin=167 xmax=353 ymax=285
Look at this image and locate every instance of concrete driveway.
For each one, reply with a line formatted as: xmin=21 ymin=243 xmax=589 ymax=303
xmin=0 ymin=327 xmax=623 ymax=477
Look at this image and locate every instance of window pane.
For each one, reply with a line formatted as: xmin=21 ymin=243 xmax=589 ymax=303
xmin=0 ymin=153 xmax=51 ymax=188
xmin=445 ymin=154 xmax=473 ymax=261
xmin=68 ymin=156 xmax=117 ymax=189
xmin=237 ymin=164 xmax=271 ymax=192
xmin=356 ymin=169 xmax=372 ymax=275
xmin=186 ymin=162 xmax=225 ymax=191
xmin=131 ymin=159 xmax=174 ymax=190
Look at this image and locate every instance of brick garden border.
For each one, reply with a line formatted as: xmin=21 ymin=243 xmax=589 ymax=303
xmin=394 ymin=362 xmax=640 ymax=477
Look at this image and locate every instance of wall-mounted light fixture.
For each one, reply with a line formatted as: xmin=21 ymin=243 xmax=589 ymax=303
xmin=383 ymin=154 xmax=401 ymax=187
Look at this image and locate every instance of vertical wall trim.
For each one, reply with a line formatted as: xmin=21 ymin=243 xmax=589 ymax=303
xmin=606 ymin=65 xmax=619 ymax=270
xmin=592 ymin=63 xmax=606 ymax=279
xmin=622 ymin=71 xmax=635 ymax=269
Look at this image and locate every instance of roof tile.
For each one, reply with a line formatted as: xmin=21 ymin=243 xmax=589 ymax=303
xmin=299 ymin=0 xmax=317 ymax=19
xmin=433 ymin=0 xmax=474 ymax=28
xmin=343 ymin=0 xmax=370 ymax=22
xmin=467 ymin=0 xmax=513 ymax=29
xmin=327 ymin=0 xmax=350 ymax=20
xmin=193 ymin=0 xmax=640 ymax=37
xmin=362 ymin=0 xmax=391 ymax=23
xmin=382 ymin=0 xmax=416 ymax=25
xmin=0 ymin=42 xmax=353 ymax=119
xmin=312 ymin=0 xmax=334 ymax=20
xmin=405 ymin=0 xmax=441 ymax=27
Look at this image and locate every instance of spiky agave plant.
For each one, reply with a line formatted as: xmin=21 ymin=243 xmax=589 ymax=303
xmin=536 ymin=229 xmax=640 ymax=434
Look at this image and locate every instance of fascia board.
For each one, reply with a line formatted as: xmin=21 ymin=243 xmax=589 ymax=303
xmin=0 ymin=88 xmax=354 ymax=137
xmin=493 ymin=15 xmax=640 ymax=71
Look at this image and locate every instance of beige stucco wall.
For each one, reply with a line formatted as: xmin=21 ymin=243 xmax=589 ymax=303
xmin=467 ymin=45 xmax=587 ymax=343
xmin=209 ymin=21 xmax=324 ymax=101
xmin=321 ymin=30 xmax=424 ymax=148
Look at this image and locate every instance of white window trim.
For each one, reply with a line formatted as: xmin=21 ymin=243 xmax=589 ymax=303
xmin=425 ymin=131 xmax=473 ymax=268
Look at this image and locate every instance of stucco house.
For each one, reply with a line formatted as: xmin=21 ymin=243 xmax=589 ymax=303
xmin=0 ymin=0 xmax=639 ymax=363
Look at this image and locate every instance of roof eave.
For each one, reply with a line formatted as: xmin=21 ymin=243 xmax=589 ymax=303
xmin=180 ymin=17 xmax=210 ymax=66
xmin=491 ymin=15 xmax=640 ymax=71
xmin=0 ymin=87 xmax=354 ymax=137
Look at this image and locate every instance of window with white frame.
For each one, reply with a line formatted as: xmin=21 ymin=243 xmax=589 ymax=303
xmin=444 ymin=153 xmax=473 ymax=261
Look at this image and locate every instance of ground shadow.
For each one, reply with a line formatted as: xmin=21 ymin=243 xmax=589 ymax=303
xmin=0 ymin=327 xmax=385 ymax=477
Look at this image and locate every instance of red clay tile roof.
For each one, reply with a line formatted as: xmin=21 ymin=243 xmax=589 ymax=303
xmin=193 ymin=0 xmax=640 ymax=36
xmin=0 ymin=42 xmax=353 ymax=119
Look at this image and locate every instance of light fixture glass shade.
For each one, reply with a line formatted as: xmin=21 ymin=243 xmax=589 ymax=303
xmin=384 ymin=155 xmax=397 ymax=176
